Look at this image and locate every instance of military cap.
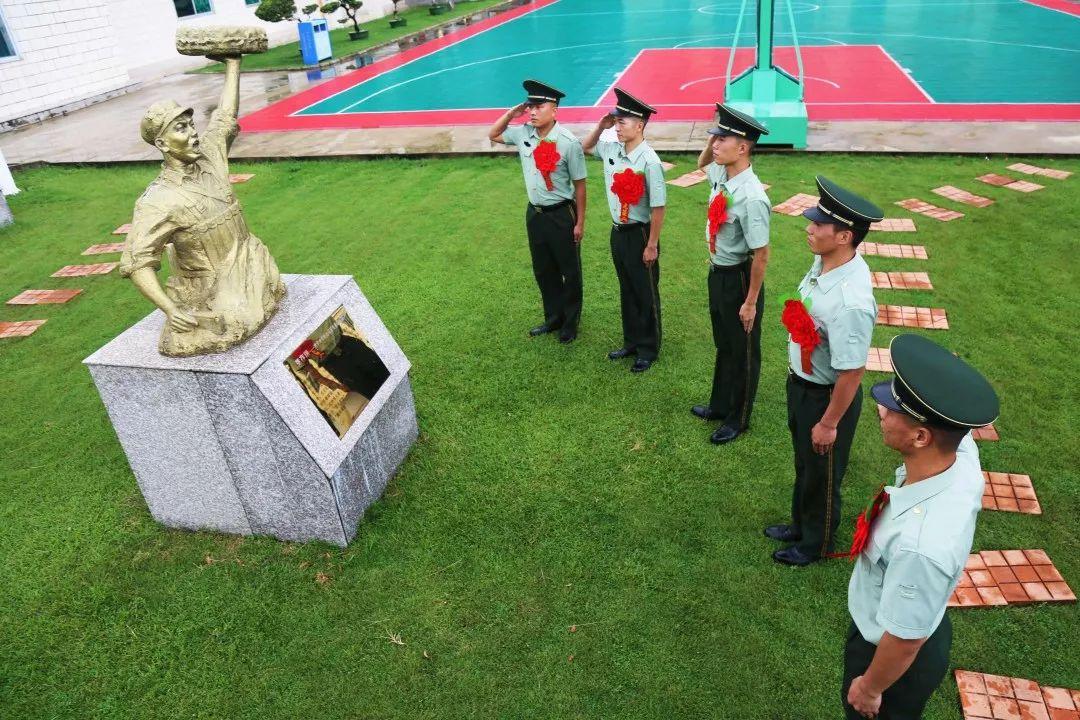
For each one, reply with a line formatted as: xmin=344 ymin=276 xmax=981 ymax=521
xmin=871 ymin=334 xmax=999 ymax=430
xmin=707 ymin=102 xmax=769 ymax=142
xmin=523 ymin=79 xmax=565 ymax=105
xmin=140 ymin=100 xmax=194 ymax=146
xmin=609 ymin=87 xmax=657 ymax=121
xmin=802 ymin=175 xmax=884 ymax=229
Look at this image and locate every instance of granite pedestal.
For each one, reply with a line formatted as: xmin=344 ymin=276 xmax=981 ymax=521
xmin=84 ymin=275 xmax=417 ymax=546
xmin=0 ymin=192 xmax=12 ymax=228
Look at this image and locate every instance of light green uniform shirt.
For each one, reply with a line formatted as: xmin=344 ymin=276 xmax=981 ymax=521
xmin=787 ymin=254 xmax=877 ymax=385
xmin=593 ymin=139 xmax=667 ymax=224
xmin=848 ymin=434 xmax=983 ymax=644
xmin=500 ymin=122 xmax=587 ymax=206
xmin=705 ymin=163 xmax=771 ymax=266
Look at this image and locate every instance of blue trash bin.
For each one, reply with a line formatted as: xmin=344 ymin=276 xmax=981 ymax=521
xmin=298 ymin=18 xmax=332 ymax=65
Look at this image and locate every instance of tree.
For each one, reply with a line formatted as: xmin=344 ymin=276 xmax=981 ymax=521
xmin=328 ymin=0 xmax=365 ymax=35
xmin=255 ymin=0 xmax=299 ymax=22
xmin=391 ymin=0 xmax=403 ymax=17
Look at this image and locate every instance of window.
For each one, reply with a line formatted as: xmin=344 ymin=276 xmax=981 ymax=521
xmin=174 ymin=0 xmax=213 ymax=18
xmin=245 ymin=0 xmax=260 ymax=5
xmin=0 ymin=7 xmax=16 ymax=59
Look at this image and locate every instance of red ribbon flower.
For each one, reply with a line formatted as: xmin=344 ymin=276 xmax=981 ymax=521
xmin=707 ymin=191 xmax=731 ymax=254
xmin=533 ymin=139 xmax=561 ymax=191
xmin=610 ymin=168 xmax=646 ymax=223
xmin=781 ymin=298 xmax=821 ymax=374
xmin=828 ymin=484 xmax=890 ymax=561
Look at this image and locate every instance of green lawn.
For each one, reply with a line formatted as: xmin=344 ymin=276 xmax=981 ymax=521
xmin=0 ymin=153 xmax=1077 ymax=719
xmin=195 ymin=0 xmax=510 ymax=73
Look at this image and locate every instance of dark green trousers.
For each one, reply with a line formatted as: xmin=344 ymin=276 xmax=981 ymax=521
xmin=707 ymin=261 xmax=764 ymax=430
xmin=525 ymin=202 xmax=583 ymax=333
xmin=609 ymin=222 xmax=661 ymax=361
xmin=786 ymin=374 xmax=862 ymax=557
xmin=842 ymin=617 xmax=952 ymax=720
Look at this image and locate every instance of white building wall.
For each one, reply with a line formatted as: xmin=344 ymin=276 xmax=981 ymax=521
xmin=0 ymin=0 xmax=133 ymax=127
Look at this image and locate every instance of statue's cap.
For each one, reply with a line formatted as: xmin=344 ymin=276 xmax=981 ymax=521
xmin=141 ymin=100 xmax=194 ymax=146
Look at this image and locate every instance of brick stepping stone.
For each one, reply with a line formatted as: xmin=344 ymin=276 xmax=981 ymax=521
xmin=112 ymin=223 xmax=132 ymax=235
xmin=949 ymin=550 xmax=1075 ymax=607
xmin=229 ymin=173 xmax=255 ymax=183
xmin=956 ymin=670 xmax=1080 ymax=720
xmin=772 ymin=193 xmax=818 ymax=216
xmin=870 ymin=218 xmax=917 ymax=232
xmin=666 ymin=169 xmax=707 ymax=188
xmin=877 ymin=305 xmax=948 ymax=329
xmin=871 ymin=271 xmax=933 ymax=290
xmin=1007 ymin=162 xmax=1073 ymax=180
xmin=6 ymin=289 xmax=83 ymax=305
xmin=982 ymin=472 xmax=1040 ymax=515
xmin=972 ymin=423 xmax=999 ymax=441
xmin=51 ymin=262 xmax=118 ymax=278
xmin=0 ymin=319 xmax=47 ymax=338
xmin=858 ymin=242 xmax=928 ymax=260
xmin=932 ymin=185 xmax=994 ymax=208
xmin=977 ymin=173 xmax=1044 ymax=193
xmin=82 ymin=242 xmax=126 ymax=255
xmin=865 ymin=347 xmax=893 ymax=373
xmin=896 ymin=198 xmax=964 ymax=221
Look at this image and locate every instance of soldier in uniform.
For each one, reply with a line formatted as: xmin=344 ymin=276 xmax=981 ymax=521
xmin=843 ymin=334 xmax=998 ymax=719
xmin=582 ymin=88 xmax=667 ymax=373
xmin=766 ymin=176 xmax=883 ymax=566
xmin=120 ymin=55 xmax=285 ymax=357
xmin=691 ymin=104 xmax=771 ymax=445
xmin=488 ymin=80 xmax=587 ymax=343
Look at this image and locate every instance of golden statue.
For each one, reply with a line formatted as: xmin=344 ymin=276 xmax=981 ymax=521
xmin=120 ymin=27 xmax=285 ymax=357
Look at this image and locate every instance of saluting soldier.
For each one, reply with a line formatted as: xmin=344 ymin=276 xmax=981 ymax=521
xmin=766 ymin=176 xmax=883 ymax=566
xmin=582 ymin=88 xmax=667 ymax=373
xmin=843 ymin=334 xmax=998 ymax=719
xmin=691 ymin=103 xmax=771 ymax=445
xmin=488 ymin=80 xmax=587 ymax=343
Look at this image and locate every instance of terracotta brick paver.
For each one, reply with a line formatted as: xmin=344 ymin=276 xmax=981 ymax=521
xmin=871 ymin=272 xmax=934 ymax=290
xmin=112 ymin=223 xmax=132 ymax=235
xmin=948 ymin=550 xmax=1075 ymax=608
xmin=229 ymin=173 xmax=255 ymax=183
xmin=1007 ymin=162 xmax=1073 ymax=180
xmin=955 ymin=670 xmax=1078 ymax=720
xmin=6 ymin=289 xmax=83 ymax=305
xmin=51 ymin=262 xmax=118 ymax=278
xmin=896 ymin=198 xmax=965 ymax=221
xmin=877 ymin=305 xmax=949 ymax=329
xmin=932 ymin=185 xmax=995 ymax=207
xmin=82 ymin=242 xmax=126 ymax=255
xmin=866 ymin=347 xmax=893 ymax=373
xmin=976 ymin=174 xmax=1045 ymax=192
xmin=972 ymin=423 xmax=999 ymax=441
xmin=982 ymin=472 xmax=1041 ymax=515
xmin=0 ymin=320 xmax=47 ymax=338
xmin=666 ymin=169 xmax=707 ymax=187
xmin=858 ymin=242 xmax=929 ymax=260
xmin=772 ymin=193 xmax=819 ymax=216
xmin=870 ymin=218 xmax=918 ymax=232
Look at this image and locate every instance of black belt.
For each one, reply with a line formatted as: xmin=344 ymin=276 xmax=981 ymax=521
xmin=530 ymin=199 xmax=573 ymax=213
xmin=612 ymin=221 xmax=648 ymax=233
xmin=709 ymin=260 xmax=751 ymax=274
xmin=788 ymin=368 xmax=833 ymax=390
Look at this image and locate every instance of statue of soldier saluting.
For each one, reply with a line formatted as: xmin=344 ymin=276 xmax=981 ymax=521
xmin=120 ymin=27 xmax=285 ymax=357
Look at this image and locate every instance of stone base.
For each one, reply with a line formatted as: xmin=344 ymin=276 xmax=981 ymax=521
xmin=0 ymin=192 xmax=11 ymax=228
xmin=84 ymin=275 xmax=417 ymax=546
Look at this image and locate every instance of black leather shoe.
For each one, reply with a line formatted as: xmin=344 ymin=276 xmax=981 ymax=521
xmin=630 ymin=358 xmax=653 ymax=373
xmin=764 ymin=524 xmax=803 ymax=543
xmin=558 ymin=331 xmax=577 ymax=344
xmin=691 ymin=405 xmax=722 ymax=421
xmin=709 ymin=424 xmax=742 ymax=445
xmin=772 ymin=546 xmax=819 ymax=567
xmin=529 ymin=324 xmax=557 ymax=337
xmin=608 ymin=347 xmax=635 ymax=360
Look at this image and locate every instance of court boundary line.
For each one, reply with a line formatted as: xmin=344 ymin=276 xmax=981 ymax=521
xmin=873 ymin=44 xmax=935 ymax=102
xmin=1021 ymin=0 xmax=1080 ymax=17
xmin=592 ymin=49 xmax=644 ymax=107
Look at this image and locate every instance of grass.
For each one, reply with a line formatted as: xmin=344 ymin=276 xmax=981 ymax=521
xmin=0 ymin=152 xmax=1077 ymax=719
xmin=194 ymin=0 xmax=511 ymax=73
